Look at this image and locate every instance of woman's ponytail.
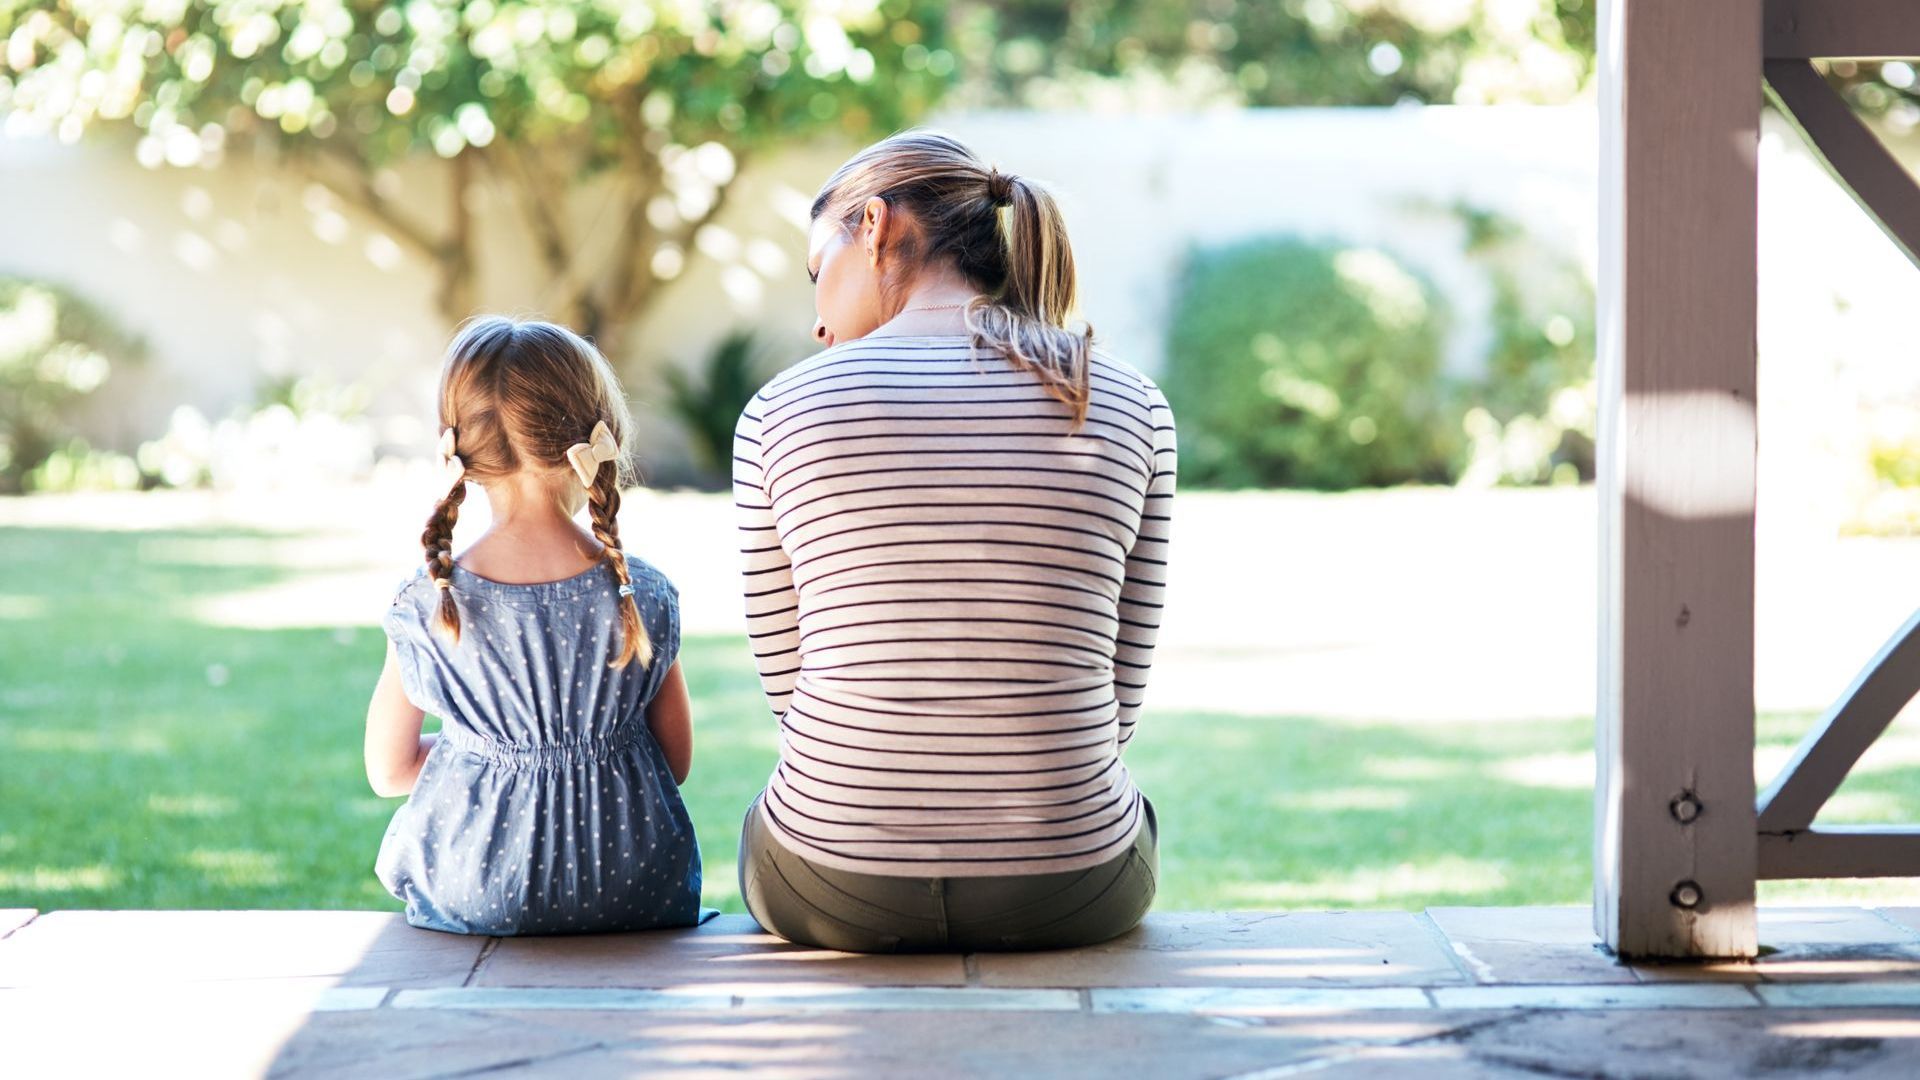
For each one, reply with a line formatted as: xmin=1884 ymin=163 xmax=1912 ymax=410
xmin=810 ymin=131 xmax=1097 ymax=432
xmin=962 ymin=169 xmax=1095 ymax=430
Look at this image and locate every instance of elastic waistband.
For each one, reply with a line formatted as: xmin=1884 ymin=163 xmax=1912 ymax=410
xmin=439 ymin=721 xmax=647 ymax=768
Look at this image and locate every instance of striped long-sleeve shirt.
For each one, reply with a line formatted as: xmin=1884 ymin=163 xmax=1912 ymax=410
xmin=731 ymin=332 xmax=1176 ymax=877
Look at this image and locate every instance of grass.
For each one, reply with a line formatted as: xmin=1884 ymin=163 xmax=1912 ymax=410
xmin=4 ymin=522 xmax=1920 ymax=916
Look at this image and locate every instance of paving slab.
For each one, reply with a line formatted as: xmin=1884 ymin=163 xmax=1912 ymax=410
xmin=1433 ymin=1006 xmax=1920 ymax=1080
xmin=397 ymin=1007 xmax=1493 ymax=1080
xmin=0 ymin=910 xmax=484 ymax=988
xmin=1747 ymin=906 xmax=1920 ymax=982
xmin=1429 ymin=982 xmax=1760 ymax=1010
xmin=475 ymin=913 xmax=968 ymax=988
xmin=1424 ymin=906 xmax=1636 ymax=985
xmin=973 ymin=911 xmax=1469 ymax=988
xmin=2 ymin=981 xmax=460 ymax=1079
xmin=0 ymin=909 xmax=35 ymax=939
xmin=1877 ymin=907 xmax=1920 ymax=936
xmin=1091 ymin=986 xmax=1433 ymax=1014
xmin=261 ymin=1002 xmax=606 ymax=1080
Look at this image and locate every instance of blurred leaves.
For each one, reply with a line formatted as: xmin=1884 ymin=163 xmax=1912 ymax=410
xmin=0 ymin=1 xmax=955 ymax=363
xmin=1161 ymin=235 xmax=1467 ymax=490
xmin=662 ymin=326 xmax=770 ymax=488
xmin=0 ymin=277 xmax=146 ymax=493
xmin=947 ymin=0 xmax=1595 ymax=109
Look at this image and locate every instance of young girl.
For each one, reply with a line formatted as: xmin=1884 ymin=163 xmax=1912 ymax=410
xmin=364 ymin=314 xmax=717 ymax=935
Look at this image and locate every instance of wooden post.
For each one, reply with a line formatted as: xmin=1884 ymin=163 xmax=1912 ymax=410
xmin=1594 ymin=0 xmax=1762 ymax=959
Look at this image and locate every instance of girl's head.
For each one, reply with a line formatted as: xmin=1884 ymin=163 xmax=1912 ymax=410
xmin=423 ymin=314 xmax=652 ymax=668
xmin=807 ymin=128 xmax=1094 ymax=429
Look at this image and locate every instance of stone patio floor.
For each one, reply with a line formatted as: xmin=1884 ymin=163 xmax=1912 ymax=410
xmin=8 ymin=905 xmax=1920 ymax=1077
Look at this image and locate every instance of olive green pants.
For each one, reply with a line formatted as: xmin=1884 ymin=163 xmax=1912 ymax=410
xmin=737 ymin=793 xmax=1158 ymax=953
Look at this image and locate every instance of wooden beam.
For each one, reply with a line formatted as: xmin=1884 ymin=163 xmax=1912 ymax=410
xmin=1760 ymin=827 xmax=1920 ymax=878
xmin=1764 ymin=60 xmax=1920 ymax=269
xmin=1765 ymin=0 xmax=1920 ymax=59
xmin=1594 ymin=0 xmax=1761 ymax=961
xmin=1758 ymin=608 xmax=1920 ymax=832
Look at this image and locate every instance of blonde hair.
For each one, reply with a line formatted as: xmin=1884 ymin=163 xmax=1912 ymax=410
xmin=422 ymin=314 xmax=652 ymax=668
xmin=811 ymin=128 xmax=1095 ymax=430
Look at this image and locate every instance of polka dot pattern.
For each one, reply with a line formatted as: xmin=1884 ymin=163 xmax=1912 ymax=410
xmin=373 ymin=553 xmax=720 ymax=936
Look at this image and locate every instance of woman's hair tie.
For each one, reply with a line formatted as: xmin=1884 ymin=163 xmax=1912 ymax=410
xmin=617 ymin=582 xmax=634 ymax=598
xmin=434 ymin=576 xmax=453 ymax=591
xmin=986 ymin=167 xmax=1014 ymax=207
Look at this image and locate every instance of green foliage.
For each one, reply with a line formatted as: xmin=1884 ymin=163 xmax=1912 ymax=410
xmin=661 ymin=327 xmax=771 ymax=489
xmin=0 ymin=278 xmax=145 ymax=494
xmin=1160 ymin=236 xmax=1467 ymax=490
xmin=1451 ymin=202 xmax=1597 ymax=487
xmin=961 ymin=0 xmax=1594 ymax=107
xmin=0 ymin=1 xmax=953 ymax=166
xmin=0 ymin=2 xmax=958 ymax=354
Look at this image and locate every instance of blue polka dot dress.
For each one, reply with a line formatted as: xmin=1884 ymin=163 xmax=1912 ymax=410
xmin=374 ymin=552 xmax=719 ymax=935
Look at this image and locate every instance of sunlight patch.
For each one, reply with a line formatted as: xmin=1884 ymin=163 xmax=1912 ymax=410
xmin=1270 ymin=787 xmax=1412 ymax=812
xmin=1362 ymin=758 xmax=1464 ymax=781
xmin=1221 ymin=855 xmax=1508 ymax=906
xmin=190 ymin=571 xmax=388 ymax=630
xmin=0 ymin=595 xmax=47 ymax=619
xmin=148 ymin=793 xmax=237 ymax=818
xmin=185 ymin=849 xmax=287 ymax=888
xmin=1491 ymin=751 xmax=1593 ymax=790
xmin=0 ymin=864 xmax=117 ymax=893
xmin=1814 ymin=790 xmax=1914 ymax=822
xmin=9 ymin=728 xmax=168 ymax=755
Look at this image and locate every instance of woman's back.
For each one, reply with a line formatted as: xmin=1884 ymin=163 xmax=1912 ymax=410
xmin=732 ymin=333 xmax=1176 ymax=877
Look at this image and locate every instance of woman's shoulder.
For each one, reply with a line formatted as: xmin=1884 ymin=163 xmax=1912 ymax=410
xmin=751 ymin=343 xmax=856 ymax=403
xmin=1088 ymin=346 xmax=1170 ymax=416
xmin=1088 ymin=345 xmax=1159 ymax=393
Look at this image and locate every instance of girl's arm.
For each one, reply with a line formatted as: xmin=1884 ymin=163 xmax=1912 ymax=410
xmin=646 ymin=659 xmax=693 ymax=785
xmin=365 ymin=641 xmax=436 ymax=798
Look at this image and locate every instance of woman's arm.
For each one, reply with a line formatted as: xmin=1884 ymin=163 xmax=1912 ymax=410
xmin=733 ymin=402 xmax=802 ymax=722
xmin=1115 ymin=382 xmax=1178 ymax=754
xmin=364 ymin=641 xmax=436 ymax=797
xmin=646 ymin=659 xmax=693 ymax=784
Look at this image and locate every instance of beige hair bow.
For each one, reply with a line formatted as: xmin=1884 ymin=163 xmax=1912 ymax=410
xmin=565 ymin=420 xmax=619 ymax=487
xmin=438 ymin=427 xmax=466 ymax=485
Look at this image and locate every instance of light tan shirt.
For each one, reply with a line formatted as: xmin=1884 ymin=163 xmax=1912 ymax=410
xmin=732 ymin=333 xmax=1176 ymax=876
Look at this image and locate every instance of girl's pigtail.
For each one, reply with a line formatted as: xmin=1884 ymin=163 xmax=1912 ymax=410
xmin=588 ymin=465 xmax=652 ymax=669
xmin=421 ymin=477 xmax=467 ymax=642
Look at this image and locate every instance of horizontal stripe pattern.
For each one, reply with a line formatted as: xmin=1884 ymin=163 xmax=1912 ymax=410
xmin=732 ymin=335 xmax=1177 ymax=876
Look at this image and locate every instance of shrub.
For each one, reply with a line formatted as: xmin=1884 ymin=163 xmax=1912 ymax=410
xmin=0 ymin=277 xmax=146 ymax=493
xmin=1450 ymin=203 xmax=1596 ymax=488
xmin=661 ymin=327 xmax=772 ymax=489
xmin=1160 ymin=236 xmax=1467 ymax=490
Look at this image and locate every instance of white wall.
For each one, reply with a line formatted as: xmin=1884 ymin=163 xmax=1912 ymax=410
xmin=7 ymin=100 xmax=1914 ymax=523
xmin=0 ymin=105 xmax=1595 ymax=471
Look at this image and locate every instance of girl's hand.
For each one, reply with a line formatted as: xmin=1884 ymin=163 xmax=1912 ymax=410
xmin=365 ymin=642 xmax=432 ymax=797
xmin=646 ymin=659 xmax=693 ymax=785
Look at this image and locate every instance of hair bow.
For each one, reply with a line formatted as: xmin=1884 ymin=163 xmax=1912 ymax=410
xmin=565 ymin=420 xmax=619 ymax=487
xmin=438 ymin=427 xmax=466 ymax=486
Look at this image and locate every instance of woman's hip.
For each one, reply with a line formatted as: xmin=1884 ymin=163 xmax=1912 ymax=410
xmin=736 ymin=790 xmax=1157 ymax=953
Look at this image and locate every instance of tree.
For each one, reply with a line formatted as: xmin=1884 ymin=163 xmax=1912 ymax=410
xmin=0 ymin=1 xmax=1604 ymax=375
xmin=941 ymin=0 xmax=1595 ymax=109
xmin=0 ymin=0 xmax=953 ymax=368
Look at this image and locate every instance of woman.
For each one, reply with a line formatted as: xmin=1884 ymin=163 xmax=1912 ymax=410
xmin=731 ymin=129 xmax=1176 ymax=952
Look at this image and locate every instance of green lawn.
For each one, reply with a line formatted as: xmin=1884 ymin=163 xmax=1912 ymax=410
xmin=4 ymin=522 xmax=1918 ymax=915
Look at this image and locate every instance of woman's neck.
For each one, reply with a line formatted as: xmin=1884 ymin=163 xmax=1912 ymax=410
xmin=866 ymin=276 xmax=983 ymax=338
